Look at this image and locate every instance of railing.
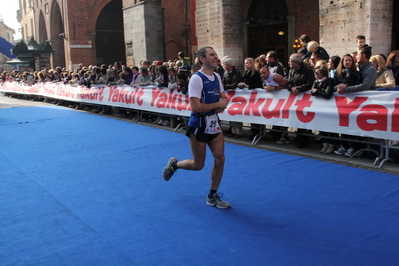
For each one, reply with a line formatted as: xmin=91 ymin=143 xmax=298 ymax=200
xmin=1 ymin=81 xmax=399 ymax=168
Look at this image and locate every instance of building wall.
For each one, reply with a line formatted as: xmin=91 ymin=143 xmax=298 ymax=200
xmin=123 ymin=0 xmax=165 ymax=66
xmin=162 ymin=0 xmax=191 ymax=61
xmin=124 ymin=0 xmax=191 ymax=65
xmin=319 ymin=0 xmax=393 ymax=57
xmin=20 ymin=0 xmax=395 ymax=70
xmin=195 ymin=0 xmax=244 ymax=66
xmin=19 ymin=0 xmax=35 ymax=42
xmin=0 ymin=21 xmax=16 ymax=72
xmin=196 ymin=0 xmax=320 ymax=69
xmin=25 ymin=0 xmax=187 ymax=69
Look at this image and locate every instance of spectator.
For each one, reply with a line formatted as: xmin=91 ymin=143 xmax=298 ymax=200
xmin=178 ymin=51 xmax=191 ymax=71
xmin=356 ymin=35 xmax=372 ymax=51
xmin=176 ymin=72 xmax=189 ymax=95
xmin=122 ymin=67 xmax=133 ymax=85
xmin=221 ymin=57 xmax=242 ymax=90
xmin=307 ymin=41 xmax=330 ymax=61
xmin=285 ymin=53 xmax=315 ymax=147
xmin=310 ymin=65 xmax=336 ymax=153
xmin=135 ymin=67 xmax=152 ymax=86
xmin=215 ymin=59 xmax=225 ymax=78
xmin=370 ymin=55 xmax=395 ymax=90
xmin=116 ymin=72 xmax=126 ymax=85
xmin=238 ymin=57 xmax=263 ymax=139
xmin=190 ymin=62 xmax=201 ymax=75
xmin=337 ymin=47 xmax=376 ymax=93
xmin=299 ymin=34 xmax=312 ymax=59
xmin=154 ymin=65 xmax=170 ymax=126
xmin=266 ymin=51 xmax=285 ymax=76
xmin=386 ymin=50 xmax=399 ymax=86
xmin=310 ymin=51 xmax=321 ymax=68
xmin=238 ymin=57 xmax=262 ymax=90
xmin=131 ymin=66 xmax=140 ymax=85
xmin=333 ymin=54 xmax=362 ymax=91
xmin=328 ymin=55 xmax=341 ymax=79
xmin=221 ymin=57 xmax=243 ymax=138
xmin=167 ymin=67 xmax=177 ymax=89
xmin=99 ymin=69 xmax=115 ymax=85
xmin=260 ymin=66 xmax=287 ymax=91
xmin=95 ymin=68 xmax=107 ymax=84
xmin=113 ymin=61 xmax=122 ymax=77
xmin=154 ymin=65 xmax=169 ymax=88
xmin=335 ymin=48 xmax=377 ymax=157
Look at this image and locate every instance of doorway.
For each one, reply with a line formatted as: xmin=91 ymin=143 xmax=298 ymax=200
xmin=95 ymin=0 xmax=126 ymax=65
xmin=247 ymin=0 xmax=288 ymax=64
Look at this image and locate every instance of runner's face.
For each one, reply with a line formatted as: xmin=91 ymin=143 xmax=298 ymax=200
xmin=203 ymin=48 xmax=218 ymax=69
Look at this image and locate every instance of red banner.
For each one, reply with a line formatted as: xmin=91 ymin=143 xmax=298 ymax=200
xmin=2 ymin=82 xmax=399 ymax=140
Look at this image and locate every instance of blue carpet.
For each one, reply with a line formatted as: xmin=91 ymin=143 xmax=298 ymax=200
xmin=0 ymin=106 xmax=398 ymax=266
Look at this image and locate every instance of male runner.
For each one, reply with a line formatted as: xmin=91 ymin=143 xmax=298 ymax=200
xmin=162 ymin=46 xmax=230 ymax=209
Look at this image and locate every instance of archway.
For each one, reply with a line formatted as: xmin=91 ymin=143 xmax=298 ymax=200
xmin=95 ymin=0 xmax=125 ymax=65
xmin=50 ymin=0 xmax=65 ymax=68
xmin=247 ymin=0 xmax=288 ymax=64
xmin=165 ymin=40 xmax=182 ymax=62
xmin=38 ymin=11 xmax=48 ymax=44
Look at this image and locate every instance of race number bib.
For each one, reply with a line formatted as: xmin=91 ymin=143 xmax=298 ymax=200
xmin=204 ymin=114 xmax=222 ymax=134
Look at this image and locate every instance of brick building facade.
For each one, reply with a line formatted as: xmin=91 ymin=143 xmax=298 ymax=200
xmin=21 ymin=0 xmax=397 ymax=70
xmin=0 ymin=19 xmax=16 ymax=72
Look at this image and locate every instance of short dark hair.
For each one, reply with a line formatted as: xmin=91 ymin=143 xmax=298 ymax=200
xmin=177 ymin=72 xmax=188 ymax=80
xmin=359 ymin=47 xmax=372 ymax=60
xmin=356 ymin=35 xmax=366 ymax=40
xmin=312 ymin=51 xmax=321 ymax=59
xmin=300 ymin=34 xmax=311 ymax=43
xmin=178 ymin=51 xmax=184 ymax=58
xmin=140 ymin=67 xmax=148 ymax=74
xmin=197 ymin=46 xmax=213 ymax=65
xmin=267 ymin=51 xmax=278 ymax=61
xmin=297 ymin=47 xmax=306 ymax=55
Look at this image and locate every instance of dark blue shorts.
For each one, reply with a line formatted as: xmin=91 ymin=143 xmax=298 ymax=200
xmin=186 ymin=127 xmax=220 ymax=143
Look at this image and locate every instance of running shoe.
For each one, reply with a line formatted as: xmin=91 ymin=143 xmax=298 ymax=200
xmin=163 ymin=157 xmax=177 ymax=181
xmin=206 ymin=193 xmax=230 ymax=209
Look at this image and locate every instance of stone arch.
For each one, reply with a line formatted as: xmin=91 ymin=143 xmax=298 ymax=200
xmin=49 ymin=0 xmax=65 ymax=67
xmin=165 ymin=40 xmax=182 ymax=62
xmin=86 ymin=0 xmax=114 ymax=35
xmin=37 ymin=11 xmax=47 ymax=44
xmin=94 ymin=0 xmax=125 ymax=65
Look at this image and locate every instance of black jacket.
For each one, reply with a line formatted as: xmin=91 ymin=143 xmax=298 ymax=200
xmin=242 ymin=69 xmax=262 ymax=89
xmin=311 ymin=77 xmax=334 ymax=99
xmin=333 ymin=69 xmax=363 ymax=90
xmin=286 ymin=63 xmax=315 ymax=92
xmin=222 ymin=66 xmax=242 ymax=90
